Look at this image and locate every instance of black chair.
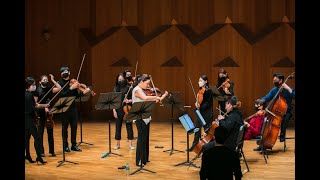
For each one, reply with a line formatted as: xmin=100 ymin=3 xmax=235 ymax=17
xmin=249 ymin=117 xmax=268 ymax=164
xmin=235 ymin=124 xmax=249 ymax=175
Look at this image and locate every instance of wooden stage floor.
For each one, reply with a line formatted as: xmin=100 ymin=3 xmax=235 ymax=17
xmin=26 ymin=121 xmax=295 ymax=179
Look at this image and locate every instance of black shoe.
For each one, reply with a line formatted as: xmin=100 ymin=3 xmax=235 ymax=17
xmin=25 ymin=156 xmax=35 ymax=163
xmin=65 ymin=147 xmax=71 ymax=152
xmin=36 ymin=157 xmax=47 ymax=164
xmin=50 ymin=153 xmax=56 ymax=157
xmin=41 ymin=153 xmax=46 ymax=157
xmin=71 ymin=146 xmax=82 ymax=152
xmin=253 ymin=146 xmax=261 ymax=151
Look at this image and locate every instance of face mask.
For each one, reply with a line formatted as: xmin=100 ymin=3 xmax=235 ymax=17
xmin=220 ymin=77 xmax=226 ymax=82
xmin=255 ymin=107 xmax=260 ymax=112
xmin=199 ymin=81 xmax=205 ymax=87
xmin=29 ymin=85 xmax=36 ymax=91
xmin=41 ymin=82 xmax=48 ymax=87
xmin=126 ymin=76 xmax=132 ymax=81
xmin=274 ymin=81 xmax=280 ymax=87
xmin=119 ymin=80 xmax=127 ymax=86
xmin=62 ymin=73 xmax=69 ymax=78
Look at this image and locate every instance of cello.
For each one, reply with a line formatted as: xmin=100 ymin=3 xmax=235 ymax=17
xmin=260 ymin=72 xmax=295 ymax=149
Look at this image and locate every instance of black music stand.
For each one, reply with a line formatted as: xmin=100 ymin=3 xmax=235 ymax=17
xmin=175 ymin=113 xmax=200 ymax=168
xmin=162 ymin=92 xmax=185 ymax=155
xmin=50 ymin=96 xmax=78 ymax=167
xmin=126 ymin=101 xmax=156 ymax=175
xmin=95 ymin=92 xmax=122 ymax=158
xmin=76 ymin=91 xmax=93 ymax=147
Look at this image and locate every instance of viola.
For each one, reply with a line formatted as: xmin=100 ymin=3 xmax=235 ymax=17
xmin=45 ymin=111 xmax=55 ymax=128
xmin=69 ymin=79 xmax=96 ymax=96
xmin=123 ymin=103 xmax=131 ymax=121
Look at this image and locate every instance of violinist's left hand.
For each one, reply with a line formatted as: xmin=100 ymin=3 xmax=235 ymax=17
xmin=83 ymin=88 xmax=90 ymax=94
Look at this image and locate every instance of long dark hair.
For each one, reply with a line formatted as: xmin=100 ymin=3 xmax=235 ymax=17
xmin=133 ymin=74 xmax=150 ymax=87
xmin=114 ymin=73 xmax=126 ymax=91
xmin=200 ymin=74 xmax=210 ymax=87
xmin=217 ymin=69 xmax=229 ymax=85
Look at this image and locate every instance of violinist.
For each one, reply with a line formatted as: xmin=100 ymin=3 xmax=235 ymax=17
xmin=112 ymin=73 xmax=134 ymax=150
xmin=34 ymin=74 xmax=61 ymax=157
xmin=216 ymin=69 xmax=234 ymax=113
xmin=25 ymin=77 xmax=48 ymax=164
xmin=256 ymin=73 xmax=295 ymax=143
xmin=58 ymin=66 xmax=90 ymax=152
xmin=132 ymin=74 xmax=168 ymax=166
xmin=189 ymin=75 xmax=214 ymax=152
xmin=244 ymin=102 xmax=266 ymax=140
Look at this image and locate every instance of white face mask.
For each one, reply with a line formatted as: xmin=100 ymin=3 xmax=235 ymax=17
xmin=29 ymin=85 xmax=36 ymax=91
xmin=198 ymin=81 xmax=205 ymax=87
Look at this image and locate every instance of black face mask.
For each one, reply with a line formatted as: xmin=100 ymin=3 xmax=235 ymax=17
xmin=62 ymin=73 xmax=69 ymax=78
xmin=126 ymin=76 xmax=132 ymax=81
xmin=274 ymin=81 xmax=280 ymax=87
xmin=255 ymin=107 xmax=260 ymax=112
xmin=119 ymin=80 xmax=127 ymax=87
xmin=41 ymin=82 xmax=48 ymax=87
xmin=219 ymin=77 xmax=226 ymax=83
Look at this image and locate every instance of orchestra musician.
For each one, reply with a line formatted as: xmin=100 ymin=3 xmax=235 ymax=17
xmin=243 ymin=102 xmax=267 ymax=140
xmin=112 ymin=73 xmax=135 ymax=150
xmin=189 ymin=75 xmax=214 ymax=152
xmin=34 ymin=74 xmax=61 ymax=157
xmin=216 ymin=69 xmax=234 ymax=113
xmin=132 ymin=74 xmax=168 ymax=166
xmin=25 ymin=77 xmax=49 ymax=164
xmin=58 ymin=66 xmax=90 ymax=152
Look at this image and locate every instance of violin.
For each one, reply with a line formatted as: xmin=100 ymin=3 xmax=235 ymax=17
xmin=69 ymin=79 xmax=96 ymax=96
xmin=45 ymin=111 xmax=55 ymax=128
xmin=196 ymin=86 xmax=205 ymax=108
xmin=143 ymin=87 xmax=162 ymax=97
xmin=123 ymin=103 xmax=131 ymax=121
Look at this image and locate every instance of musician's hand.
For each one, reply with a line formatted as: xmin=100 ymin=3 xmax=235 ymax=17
xmin=195 ymin=102 xmax=200 ymax=109
xmin=155 ymin=96 xmax=161 ymax=103
xmin=49 ymin=74 xmax=55 ymax=82
xmin=45 ymin=108 xmax=49 ymax=113
xmin=224 ymin=88 xmax=231 ymax=94
xmin=113 ymin=110 xmax=118 ymax=118
xmin=83 ymin=88 xmax=90 ymax=94
xmin=255 ymin=99 xmax=265 ymax=105
xmin=70 ymin=82 xmax=79 ymax=90
xmin=123 ymin=99 xmax=130 ymax=104
xmin=217 ymin=115 xmax=224 ymax=120
xmin=244 ymin=121 xmax=250 ymax=127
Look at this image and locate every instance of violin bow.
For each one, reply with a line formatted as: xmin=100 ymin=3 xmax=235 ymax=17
xmin=38 ymin=74 xmax=56 ymax=103
xmin=149 ymin=75 xmax=158 ymax=97
xmin=76 ymin=53 xmax=86 ymax=81
xmin=123 ymin=61 xmax=138 ymax=102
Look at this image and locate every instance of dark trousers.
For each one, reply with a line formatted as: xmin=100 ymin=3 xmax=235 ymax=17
xmin=192 ymin=112 xmax=213 ymax=147
xmin=280 ymin=109 xmax=293 ymax=136
xmin=61 ymin=107 xmax=78 ymax=148
xmin=135 ymin=119 xmax=150 ymax=165
xmin=115 ymin=113 xmax=134 ymax=140
xmin=38 ymin=115 xmax=54 ymax=154
xmin=25 ymin=117 xmax=42 ymax=158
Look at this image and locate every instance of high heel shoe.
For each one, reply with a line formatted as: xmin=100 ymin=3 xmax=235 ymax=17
xmin=25 ymin=156 xmax=35 ymax=163
xmin=36 ymin=157 xmax=47 ymax=164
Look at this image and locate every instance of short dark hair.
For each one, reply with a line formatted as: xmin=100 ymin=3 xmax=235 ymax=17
xmin=25 ymin=77 xmax=35 ymax=89
xmin=60 ymin=66 xmax=69 ymax=72
xmin=214 ymin=126 xmax=228 ymax=144
xmin=273 ymin=73 xmax=284 ymax=81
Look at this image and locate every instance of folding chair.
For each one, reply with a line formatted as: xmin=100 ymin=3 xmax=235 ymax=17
xmin=235 ymin=124 xmax=249 ymax=174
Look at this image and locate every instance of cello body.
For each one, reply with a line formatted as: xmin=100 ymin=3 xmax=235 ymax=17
xmin=193 ymin=122 xmax=218 ymax=155
xmin=261 ymin=95 xmax=287 ymax=149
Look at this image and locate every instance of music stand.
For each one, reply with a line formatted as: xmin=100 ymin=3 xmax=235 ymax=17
xmin=126 ymin=101 xmax=156 ymax=175
xmin=50 ymin=96 xmax=78 ymax=167
xmin=76 ymin=91 xmax=93 ymax=146
xmin=95 ymin=92 xmax=122 ymax=158
xmin=175 ymin=113 xmax=200 ymax=168
xmin=162 ymin=92 xmax=185 ymax=155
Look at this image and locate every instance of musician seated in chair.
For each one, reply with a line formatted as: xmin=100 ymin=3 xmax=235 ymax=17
xmin=255 ymin=73 xmax=295 ymax=144
xmin=244 ymin=102 xmax=266 ymax=140
xmin=200 ymin=126 xmax=242 ymax=180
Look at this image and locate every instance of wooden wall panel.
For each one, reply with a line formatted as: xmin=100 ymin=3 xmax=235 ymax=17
xmin=95 ymin=0 xmax=122 ymax=36
xmin=26 ymin=0 xmax=295 ymax=122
